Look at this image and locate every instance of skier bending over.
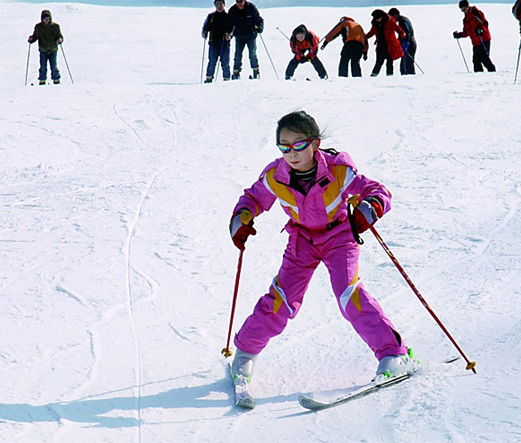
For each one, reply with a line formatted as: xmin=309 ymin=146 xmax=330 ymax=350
xmin=229 ymin=110 xmax=418 ymax=392
xmin=285 ymin=24 xmax=328 ymax=80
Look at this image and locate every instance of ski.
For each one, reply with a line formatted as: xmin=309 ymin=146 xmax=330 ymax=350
xmin=299 ymin=357 xmax=460 ymax=411
xmin=299 ymin=373 xmax=410 ymax=410
xmin=228 ymin=363 xmax=255 ymax=409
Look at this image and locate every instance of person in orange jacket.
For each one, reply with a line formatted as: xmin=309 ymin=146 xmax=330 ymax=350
xmin=321 ymin=17 xmax=368 ymax=77
xmin=365 ymin=9 xmax=405 ymax=77
xmin=285 ymin=24 xmax=328 ymax=80
xmin=453 ymin=0 xmax=495 ymax=72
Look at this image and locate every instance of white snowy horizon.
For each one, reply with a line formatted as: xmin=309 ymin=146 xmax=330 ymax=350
xmin=1 ymin=1 xmax=520 ymax=442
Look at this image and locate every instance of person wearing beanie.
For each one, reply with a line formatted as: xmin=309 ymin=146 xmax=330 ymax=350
xmin=453 ymin=1 xmax=496 ymax=72
xmin=202 ymin=0 xmax=231 ymax=83
xmin=388 ymin=8 xmax=417 ymax=75
xmin=285 ymin=24 xmax=328 ymax=80
xmin=28 ymin=10 xmax=64 ymax=85
xmin=321 ymin=16 xmax=368 ymax=78
xmin=365 ymin=9 xmax=406 ymax=77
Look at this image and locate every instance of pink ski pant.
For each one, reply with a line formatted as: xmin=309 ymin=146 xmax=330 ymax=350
xmin=234 ymin=228 xmax=407 ymax=360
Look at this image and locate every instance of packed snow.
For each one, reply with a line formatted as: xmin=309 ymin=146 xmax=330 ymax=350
xmin=1 ymin=1 xmax=520 ymax=442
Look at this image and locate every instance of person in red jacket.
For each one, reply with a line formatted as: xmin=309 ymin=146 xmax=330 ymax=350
xmin=514 ymin=0 xmax=521 ymax=33
xmin=285 ymin=24 xmax=328 ymax=80
xmin=321 ymin=17 xmax=368 ymax=78
xmin=365 ymin=9 xmax=405 ymax=77
xmin=453 ymin=0 xmax=496 ymax=72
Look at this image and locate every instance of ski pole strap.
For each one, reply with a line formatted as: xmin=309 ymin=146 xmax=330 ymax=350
xmin=347 ymin=194 xmax=364 ymax=245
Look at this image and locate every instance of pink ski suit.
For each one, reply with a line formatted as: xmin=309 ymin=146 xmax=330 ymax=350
xmin=233 ymin=149 xmax=408 ymax=360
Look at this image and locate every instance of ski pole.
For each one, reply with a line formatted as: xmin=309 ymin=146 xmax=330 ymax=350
xmin=259 ymin=33 xmax=280 ymax=79
xmin=405 ymin=50 xmax=425 ymax=74
xmin=221 ymin=249 xmax=244 ymax=358
xmin=456 ymin=39 xmax=470 ymax=73
xmin=201 ymin=36 xmax=207 ymax=83
xmin=59 ymin=44 xmax=74 ymax=84
xmin=514 ymin=39 xmax=521 ymax=85
xmin=369 ymin=225 xmax=477 ymax=374
xmin=276 ymin=27 xmax=290 ymax=41
xmin=25 ymin=43 xmax=31 ymax=86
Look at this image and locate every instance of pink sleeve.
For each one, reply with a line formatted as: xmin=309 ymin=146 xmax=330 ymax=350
xmin=232 ymin=171 xmax=278 ymax=217
xmin=344 ymin=171 xmax=392 ymax=214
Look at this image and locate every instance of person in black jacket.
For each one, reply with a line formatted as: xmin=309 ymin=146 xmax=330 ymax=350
xmin=388 ymin=8 xmax=416 ymax=75
xmin=28 ymin=10 xmax=63 ymax=85
xmin=226 ymin=0 xmax=264 ymax=80
xmin=202 ymin=0 xmax=231 ymax=83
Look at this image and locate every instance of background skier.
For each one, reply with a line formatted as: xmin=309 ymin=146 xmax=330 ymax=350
xmin=229 ymin=111 xmax=417 ymax=405
xmin=226 ymin=0 xmax=264 ymax=80
xmin=27 ymin=10 xmax=63 ymax=85
xmin=321 ymin=16 xmax=368 ymax=78
xmin=453 ymin=0 xmax=496 ymax=72
xmin=285 ymin=24 xmax=328 ymax=80
xmin=365 ymin=9 xmax=405 ymax=77
xmin=388 ymin=8 xmax=417 ymax=75
xmin=513 ymin=0 xmax=521 ymax=33
xmin=202 ymin=0 xmax=230 ymax=83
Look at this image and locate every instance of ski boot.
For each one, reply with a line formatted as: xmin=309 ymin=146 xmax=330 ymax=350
xmin=204 ymin=76 xmax=213 ymax=84
xmin=231 ymin=70 xmax=241 ymax=80
xmin=374 ymin=348 xmax=420 ymax=382
xmin=39 ymin=80 xmax=46 ymax=85
xmin=223 ymin=77 xmax=230 ymax=81
xmin=251 ymin=67 xmax=260 ymax=79
xmin=53 ymin=79 xmax=60 ymax=85
xmin=231 ymin=348 xmax=258 ymax=409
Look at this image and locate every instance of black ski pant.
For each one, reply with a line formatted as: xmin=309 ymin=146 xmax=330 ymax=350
xmin=339 ymin=41 xmax=364 ymax=77
xmin=472 ymin=40 xmax=496 ymax=72
xmin=285 ymin=56 xmax=328 ymax=79
xmin=371 ymin=50 xmax=394 ymax=76
xmin=401 ymin=39 xmax=417 ymax=75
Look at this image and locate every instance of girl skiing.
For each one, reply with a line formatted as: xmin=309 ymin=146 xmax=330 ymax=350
xmin=229 ymin=111 xmax=417 ymax=401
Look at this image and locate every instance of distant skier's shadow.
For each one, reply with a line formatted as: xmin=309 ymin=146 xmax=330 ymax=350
xmin=0 ymin=376 xmax=298 ymax=427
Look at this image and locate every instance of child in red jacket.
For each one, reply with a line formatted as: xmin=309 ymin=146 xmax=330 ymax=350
xmin=285 ymin=25 xmax=328 ymax=80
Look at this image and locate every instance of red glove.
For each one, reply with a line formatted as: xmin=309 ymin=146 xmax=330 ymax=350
xmin=351 ymin=197 xmax=384 ymax=234
xmin=229 ymin=210 xmax=257 ymax=251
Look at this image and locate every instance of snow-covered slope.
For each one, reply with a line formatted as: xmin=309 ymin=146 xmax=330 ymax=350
xmin=0 ymin=2 xmax=520 ymax=442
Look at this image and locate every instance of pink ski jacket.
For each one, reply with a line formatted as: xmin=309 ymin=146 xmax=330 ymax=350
xmin=234 ymin=149 xmax=392 ymax=239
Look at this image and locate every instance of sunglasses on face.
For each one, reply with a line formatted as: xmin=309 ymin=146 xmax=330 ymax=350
xmin=277 ymin=137 xmax=314 ymax=154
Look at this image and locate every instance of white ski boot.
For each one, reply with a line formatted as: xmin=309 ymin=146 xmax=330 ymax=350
xmin=374 ymin=349 xmax=420 ymax=382
xmin=230 ymin=349 xmax=258 ymax=409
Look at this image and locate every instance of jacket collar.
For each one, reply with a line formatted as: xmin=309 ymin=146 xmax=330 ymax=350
xmin=273 ymin=150 xmax=332 ymax=186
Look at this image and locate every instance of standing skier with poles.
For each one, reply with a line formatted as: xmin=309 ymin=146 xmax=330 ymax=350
xmin=320 ymin=16 xmax=368 ymax=78
xmin=388 ymin=8 xmax=417 ymax=75
xmin=27 ymin=10 xmax=63 ymax=85
xmin=227 ymin=111 xmax=418 ymax=408
xmin=202 ymin=0 xmax=231 ymax=83
xmin=284 ymin=24 xmax=328 ymax=80
xmin=226 ymin=0 xmax=264 ymax=80
xmin=453 ymin=0 xmax=496 ymax=73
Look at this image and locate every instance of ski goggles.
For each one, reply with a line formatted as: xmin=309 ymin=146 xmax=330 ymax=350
xmin=277 ymin=137 xmax=314 ymax=154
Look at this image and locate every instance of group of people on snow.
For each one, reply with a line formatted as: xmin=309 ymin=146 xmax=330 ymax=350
xmin=202 ymin=0 xmax=521 ymax=82
xmin=25 ymin=1 xmax=521 ymax=85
